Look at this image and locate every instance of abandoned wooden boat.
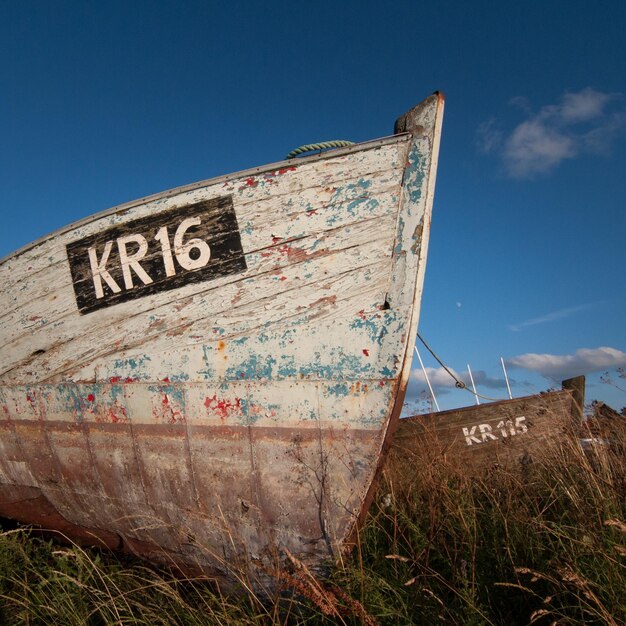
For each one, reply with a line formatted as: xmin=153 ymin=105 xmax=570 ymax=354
xmin=0 ymin=93 xmax=444 ymax=581
xmin=391 ymin=378 xmax=583 ymax=473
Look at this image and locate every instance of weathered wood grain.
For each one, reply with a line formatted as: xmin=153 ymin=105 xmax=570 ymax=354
xmin=391 ymin=390 xmax=575 ymax=472
xmin=0 ymin=94 xmax=444 ymax=583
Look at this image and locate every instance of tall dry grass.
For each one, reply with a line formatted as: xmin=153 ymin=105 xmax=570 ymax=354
xmin=0 ymin=416 xmax=624 ymax=624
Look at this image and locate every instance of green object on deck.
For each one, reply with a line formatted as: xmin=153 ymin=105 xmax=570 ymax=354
xmin=285 ymin=140 xmax=355 ymax=159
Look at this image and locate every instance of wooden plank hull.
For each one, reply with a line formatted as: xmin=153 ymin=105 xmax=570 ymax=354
xmin=0 ymin=94 xmax=444 ymax=581
xmin=391 ymin=390 xmax=576 ymax=473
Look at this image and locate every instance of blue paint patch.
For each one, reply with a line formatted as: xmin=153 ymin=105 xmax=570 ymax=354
xmin=326 ymin=382 xmax=350 ymax=397
xmin=200 ymin=345 xmax=216 ymax=379
xmin=59 ymin=385 xmax=89 ymax=422
xmin=278 ymin=329 xmax=297 ymax=349
xmin=335 ymin=353 xmax=374 ymax=377
xmin=325 ymin=212 xmax=340 ymax=227
xmin=345 ymin=197 xmax=379 ymax=217
xmin=110 ymin=384 xmax=125 ymax=402
xmin=326 ymin=179 xmax=376 ymax=226
xmin=310 ymin=238 xmax=324 ymax=251
xmin=148 ymin=384 xmax=185 ymax=410
xmin=225 ymin=353 xmax=277 ymax=380
xmin=164 ymin=373 xmax=190 ymax=382
xmin=350 ymin=313 xmax=394 ymax=346
xmin=394 ymin=216 xmax=406 ymax=254
xmin=277 ymin=356 xmax=298 ymax=378
xmin=113 ymin=355 xmax=152 ymax=376
xmin=404 ymin=144 xmax=426 ymax=204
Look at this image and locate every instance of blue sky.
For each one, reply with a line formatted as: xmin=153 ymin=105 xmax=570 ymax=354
xmin=2 ymin=1 xmax=625 ymax=412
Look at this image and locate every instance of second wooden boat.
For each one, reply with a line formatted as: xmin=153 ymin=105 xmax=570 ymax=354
xmin=392 ymin=378 xmax=583 ymax=472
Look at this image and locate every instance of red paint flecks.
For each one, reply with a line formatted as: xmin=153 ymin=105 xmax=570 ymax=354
xmin=87 ymin=394 xmax=95 ymax=402
xmin=108 ymin=400 xmax=128 ymax=424
xmin=306 ymin=209 xmax=318 ymax=217
xmin=110 ymin=376 xmax=134 ymax=384
xmin=379 ymin=381 xmax=386 ymax=387
xmin=357 ymin=309 xmax=366 ymax=320
xmin=158 ymin=394 xmax=183 ymax=424
xmin=161 ymin=377 xmax=170 ymax=383
xmin=244 ymin=177 xmax=257 ymax=187
xmin=276 ymin=245 xmax=309 ymax=263
xmin=271 ymin=235 xmax=281 ymax=244
xmin=204 ymin=395 xmax=242 ymax=420
xmin=362 ymin=349 xmax=369 ymax=357
xmin=279 ymin=276 xmax=287 ymax=281
xmin=277 ymin=166 xmax=296 ymax=175
xmin=96 ymin=401 xmax=128 ymax=424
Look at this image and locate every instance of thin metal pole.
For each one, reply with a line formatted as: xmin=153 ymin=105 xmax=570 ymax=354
xmin=467 ymin=364 xmax=480 ymax=405
xmin=414 ymin=346 xmax=440 ymax=412
xmin=501 ymin=357 xmax=513 ymax=399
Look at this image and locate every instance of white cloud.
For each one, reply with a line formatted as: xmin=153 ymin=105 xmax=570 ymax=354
xmin=559 ymin=89 xmax=611 ymax=122
xmin=476 ymin=119 xmax=503 ymax=153
xmin=411 ymin=366 xmax=462 ymax=389
xmin=504 ymin=119 xmax=576 ymax=177
xmin=478 ymin=88 xmax=625 ymax=178
xmin=506 ymin=347 xmax=626 ymax=381
xmin=509 ymin=302 xmax=602 ymax=332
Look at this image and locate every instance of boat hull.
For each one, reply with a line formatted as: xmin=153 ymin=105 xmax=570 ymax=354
xmin=391 ymin=389 xmax=577 ymax=473
xmin=0 ymin=94 xmax=444 ymax=580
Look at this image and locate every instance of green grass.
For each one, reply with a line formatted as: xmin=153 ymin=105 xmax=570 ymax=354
xmin=1 ymin=422 xmax=624 ymax=625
